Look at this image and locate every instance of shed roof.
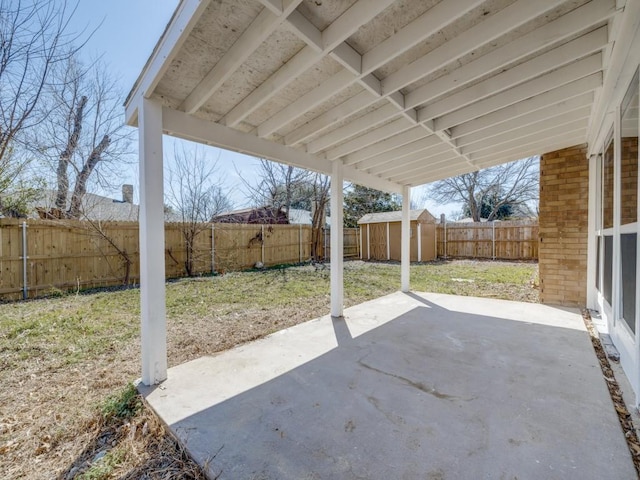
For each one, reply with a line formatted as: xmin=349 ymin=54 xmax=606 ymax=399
xmin=125 ymin=0 xmax=633 ymax=191
xmin=358 ymin=209 xmax=434 ymax=224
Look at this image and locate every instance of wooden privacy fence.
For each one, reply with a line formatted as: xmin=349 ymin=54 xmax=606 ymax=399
xmin=0 ymin=219 xmax=359 ymax=301
xmin=322 ymin=228 xmax=360 ymax=260
xmin=436 ymin=220 xmax=539 ymax=260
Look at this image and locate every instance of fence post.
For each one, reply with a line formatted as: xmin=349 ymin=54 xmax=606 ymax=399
xmin=21 ymin=221 xmax=28 ymax=300
xmin=324 ymin=227 xmax=327 ymax=261
xmin=417 ymin=223 xmax=422 ymax=262
xmin=444 ymin=217 xmax=448 ymax=259
xmin=211 ymin=224 xmax=216 ymax=273
xmin=367 ymin=224 xmax=370 ymax=260
xmin=261 ymin=224 xmax=265 ymax=264
xmin=358 ymin=227 xmax=362 ymax=259
xmin=299 ymin=224 xmax=302 ymax=263
xmin=492 ymin=221 xmax=496 ymax=260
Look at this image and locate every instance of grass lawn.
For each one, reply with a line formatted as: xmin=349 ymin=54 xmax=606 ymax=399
xmin=0 ymin=259 xmax=538 ymax=479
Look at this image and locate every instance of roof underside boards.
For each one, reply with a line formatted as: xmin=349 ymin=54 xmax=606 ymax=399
xmin=126 ymin=0 xmax=624 ymax=193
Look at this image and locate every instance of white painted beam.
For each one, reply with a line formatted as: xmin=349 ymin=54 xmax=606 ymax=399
xmin=410 ymin=164 xmax=478 ymax=186
xmin=125 ymin=0 xmax=211 ymax=125
xmin=371 ymin=145 xmax=457 ymax=177
xmin=260 ymin=0 xmax=484 ymax=138
xmin=323 ymin=117 xmax=416 ymax=161
xmin=460 ymin=114 xmax=591 ymax=154
xmin=381 ymin=0 xmax=567 ymax=95
xmin=365 ymin=142 xmax=452 ymax=175
xmin=357 ymin=136 xmax=444 ymax=171
xmin=256 ymin=0 xmax=283 ymax=15
xmin=401 ymin=185 xmax=410 ymax=292
xmin=138 ymin=98 xmax=167 ymax=386
xmin=307 ymin=104 xmax=401 ymax=154
xmin=343 ymin=127 xmax=426 ymax=166
xmin=399 ymin=166 xmax=474 ymax=187
xmin=419 ymin=28 xmax=607 ymax=123
xmin=181 ymin=2 xmax=302 ymax=114
xmin=405 ymin=0 xmax=615 ymax=110
xmin=453 ymin=94 xmax=593 ymax=146
xmin=161 ymin=107 xmax=404 ymax=194
xmin=291 ymin=0 xmax=569 ymax=160
xmin=330 ymin=160 xmax=344 ymax=317
xmin=432 ymin=53 xmax=603 ymax=131
xmin=293 ymin=0 xmax=586 ymax=167
xmin=285 ymin=91 xmax=375 ymax=146
xmin=222 ymin=45 xmax=319 ymax=127
xmin=447 ymin=73 xmax=602 ymax=138
xmin=362 ymin=0 xmax=485 ymax=75
xmin=470 ymin=129 xmax=588 ymax=164
xmin=388 ymin=152 xmax=464 ymax=183
xmin=222 ymin=0 xmax=395 ymax=128
xmin=257 ymin=69 xmax=355 ymax=138
xmin=472 ymin=135 xmax=587 ymax=172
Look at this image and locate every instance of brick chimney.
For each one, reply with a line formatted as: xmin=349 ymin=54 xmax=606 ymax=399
xmin=122 ymin=184 xmax=133 ymax=204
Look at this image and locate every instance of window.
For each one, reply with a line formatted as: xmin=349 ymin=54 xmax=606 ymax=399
xmin=619 ymin=69 xmax=638 ymax=332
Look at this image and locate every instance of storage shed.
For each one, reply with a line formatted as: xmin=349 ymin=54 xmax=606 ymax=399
xmin=358 ymin=209 xmax=436 ymax=262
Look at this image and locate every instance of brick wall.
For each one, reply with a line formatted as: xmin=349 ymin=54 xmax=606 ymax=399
xmin=539 ymin=144 xmax=589 ymax=306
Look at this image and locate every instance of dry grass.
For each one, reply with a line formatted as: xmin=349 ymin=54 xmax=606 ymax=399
xmin=0 ymin=260 xmax=538 ymax=479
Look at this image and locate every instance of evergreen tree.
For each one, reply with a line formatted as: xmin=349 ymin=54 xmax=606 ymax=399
xmin=343 ymin=185 xmax=401 ymax=227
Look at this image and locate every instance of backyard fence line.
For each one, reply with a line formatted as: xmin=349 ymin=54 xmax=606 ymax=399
xmin=436 ymin=220 xmax=539 ymax=260
xmin=0 ymin=219 xmax=360 ymax=301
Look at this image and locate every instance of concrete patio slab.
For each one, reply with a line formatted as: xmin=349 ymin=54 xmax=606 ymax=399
xmin=139 ymin=292 xmax=636 ymax=480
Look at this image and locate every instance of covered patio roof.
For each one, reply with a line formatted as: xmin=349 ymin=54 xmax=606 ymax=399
xmin=124 ymin=0 xmax=640 ymax=388
xmin=125 ymin=0 xmax=626 ymax=193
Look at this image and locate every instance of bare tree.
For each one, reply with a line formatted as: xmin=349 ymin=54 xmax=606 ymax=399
xmin=241 ymin=159 xmax=313 ymax=219
xmin=426 ymin=157 xmax=539 ymax=222
xmin=166 ymin=144 xmax=232 ymax=276
xmin=0 ymin=0 xmax=84 ymax=215
xmin=241 ymin=159 xmax=331 ymax=260
xmin=37 ymin=54 xmax=132 ymax=219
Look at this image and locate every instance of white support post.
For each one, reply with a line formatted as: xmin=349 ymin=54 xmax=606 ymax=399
xmin=139 ymin=98 xmax=167 ymax=386
xmin=386 ymin=222 xmax=391 ymax=260
xmin=417 ymin=223 xmax=422 ymax=262
xmin=330 ymin=160 xmax=344 ymax=317
xmin=401 ymin=186 xmax=411 ymax=292
xmin=367 ymin=224 xmax=370 ymax=260
xmin=586 ymin=154 xmax=597 ymax=309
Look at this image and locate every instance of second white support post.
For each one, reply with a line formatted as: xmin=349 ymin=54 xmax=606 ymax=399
xmin=139 ymin=98 xmax=167 ymax=386
xmin=330 ymin=161 xmax=344 ymax=317
xmin=401 ymin=186 xmax=411 ymax=293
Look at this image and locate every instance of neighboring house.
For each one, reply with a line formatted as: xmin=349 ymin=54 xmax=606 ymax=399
xmin=358 ymin=209 xmax=437 ymax=262
xmin=212 ymin=206 xmax=289 ymax=224
xmin=31 ymin=185 xmax=139 ymax=221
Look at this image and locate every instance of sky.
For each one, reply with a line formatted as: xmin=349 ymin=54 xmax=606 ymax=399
xmin=68 ymin=0 xmax=459 ymax=218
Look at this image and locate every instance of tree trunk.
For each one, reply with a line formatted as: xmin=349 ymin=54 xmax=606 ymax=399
xmin=67 ymin=134 xmax=110 ymax=218
xmin=55 ymin=96 xmax=87 ymax=210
